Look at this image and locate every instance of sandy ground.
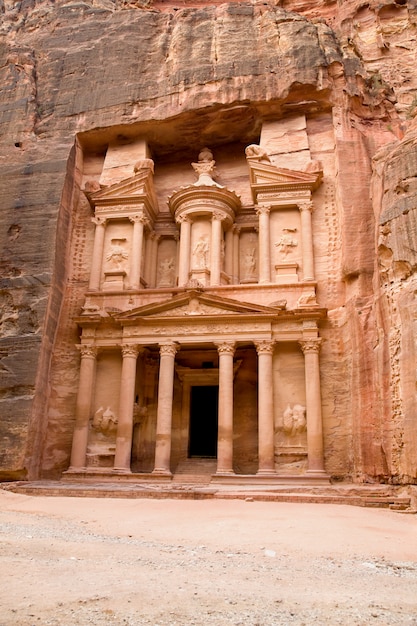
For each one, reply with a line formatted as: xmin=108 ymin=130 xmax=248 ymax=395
xmin=0 ymin=491 xmax=416 ymax=626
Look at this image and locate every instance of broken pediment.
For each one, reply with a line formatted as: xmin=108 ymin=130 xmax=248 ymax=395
xmin=114 ymin=290 xmax=286 ymax=322
xmin=246 ymin=158 xmax=323 ymax=204
xmin=85 ymin=161 xmax=158 ymax=218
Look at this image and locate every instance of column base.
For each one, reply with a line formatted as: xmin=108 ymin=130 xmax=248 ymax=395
xmin=152 ymin=468 xmax=173 ymax=477
xmin=112 ymin=467 xmax=132 ymax=474
xmin=215 ymin=469 xmax=235 ymax=476
xmin=306 ymin=469 xmax=328 ymax=477
xmin=64 ymin=466 xmax=86 ymax=474
xmin=256 ymin=469 xmax=276 ymax=476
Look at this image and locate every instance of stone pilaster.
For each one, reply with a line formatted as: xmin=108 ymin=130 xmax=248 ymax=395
xmin=233 ymin=225 xmax=240 ymax=284
xmin=129 ymin=213 xmax=148 ymax=290
xmin=68 ymin=345 xmax=98 ymax=471
xmin=113 ymin=344 xmax=140 ymax=472
xmin=177 ymin=215 xmax=192 ymax=286
xmin=299 ymin=338 xmax=325 ymax=473
xmin=88 ymin=217 xmax=107 ymax=291
xmin=153 ymin=342 xmax=178 ymax=475
xmin=299 ymin=201 xmax=315 ymax=281
xmin=225 ymin=227 xmax=234 ymax=281
xmin=255 ymin=340 xmax=275 ymax=474
xmin=216 ymin=342 xmax=235 ymax=474
xmin=256 ymin=206 xmax=271 ymax=284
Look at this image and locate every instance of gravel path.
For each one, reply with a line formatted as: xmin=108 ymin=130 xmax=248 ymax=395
xmin=0 ymin=491 xmax=416 ymax=625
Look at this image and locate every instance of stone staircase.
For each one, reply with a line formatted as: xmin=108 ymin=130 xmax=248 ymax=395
xmin=172 ymin=458 xmax=217 ymax=484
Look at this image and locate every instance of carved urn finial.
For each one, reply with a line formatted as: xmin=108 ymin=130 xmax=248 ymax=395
xmin=191 ymin=147 xmax=223 ymax=188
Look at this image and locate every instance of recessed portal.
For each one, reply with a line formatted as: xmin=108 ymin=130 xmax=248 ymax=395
xmin=188 ymin=385 xmax=218 ymax=458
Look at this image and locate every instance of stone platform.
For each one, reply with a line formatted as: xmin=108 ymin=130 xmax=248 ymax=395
xmin=1 ymin=480 xmax=414 ymax=511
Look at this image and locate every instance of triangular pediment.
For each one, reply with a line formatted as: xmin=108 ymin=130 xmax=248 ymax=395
xmin=87 ymin=169 xmax=158 ymax=215
xmin=247 ymin=161 xmax=322 ymax=202
xmin=114 ymin=291 xmax=285 ymax=322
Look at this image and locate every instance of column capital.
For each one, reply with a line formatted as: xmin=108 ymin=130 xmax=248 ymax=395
xmin=254 ymin=340 xmax=275 ymax=355
xmin=299 ymin=201 xmax=314 ymax=212
xmin=121 ymin=344 xmax=141 ymax=358
xmin=216 ymin=341 xmax=235 ymax=356
xmin=212 ymin=211 xmax=225 ymax=222
xmin=159 ymin=342 xmax=178 ymax=357
xmin=176 ymin=214 xmax=192 ymax=225
xmin=91 ymin=216 xmax=107 ymax=226
xmin=255 ymin=205 xmax=271 ymax=216
xmin=232 ymin=224 xmax=241 ymax=235
xmin=77 ymin=344 xmax=98 ymax=359
xmin=299 ymin=338 xmax=322 ymax=354
xmin=129 ymin=213 xmax=148 ymax=226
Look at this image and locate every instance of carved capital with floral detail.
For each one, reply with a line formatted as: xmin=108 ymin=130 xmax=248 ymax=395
xmin=159 ymin=343 xmax=178 ymax=358
xmin=254 ymin=340 xmax=275 ymax=355
xmin=91 ymin=216 xmax=107 ymax=227
xmin=129 ymin=213 xmax=148 ymax=226
xmin=299 ymin=338 xmax=322 ymax=354
xmin=216 ymin=341 xmax=235 ymax=356
xmin=255 ymin=205 xmax=271 ymax=217
xmin=298 ymin=201 xmax=314 ymax=213
xmin=176 ymin=214 xmax=192 ymax=225
xmin=77 ymin=344 xmax=98 ymax=359
xmin=121 ymin=344 xmax=141 ymax=358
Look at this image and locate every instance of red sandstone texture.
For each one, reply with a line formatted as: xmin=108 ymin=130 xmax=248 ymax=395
xmin=0 ymin=0 xmax=417 ymax=484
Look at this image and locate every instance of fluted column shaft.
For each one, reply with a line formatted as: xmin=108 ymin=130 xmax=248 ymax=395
xmin=89 ymin=217 xmax=106 ymax=291
xmin=299 ymin=202 xmax=315 ymax=281
xmin=153 ymin=343 xmax=178 ymax=474
xmin=210 ymin=212 xmax=223 ymax=286
xmin=129 ymin=214 xmax=146 ymax=290
xmin=216 ymin=342 xmax=235 ymax=474
xmin=69 ymin=345 xmax=98 ymax=470
xmin=300 ymin=339 xmax=325 ymax=472
xmin=256 ymin=206 xmax=271 ymax=284
xmin=255 ymin=340 xmax=275 ymax=473
xmin=114 ymin=345 xmax=140 ymax=472
xmin=177 ymin=216 xmax=191 ymax=286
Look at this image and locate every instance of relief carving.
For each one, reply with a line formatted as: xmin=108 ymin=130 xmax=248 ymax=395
xmin=193 ymin=235 xmax=210 ymax=269
xmin=106 ymin=238 xmax=128 ymax=270
xmin=282 ymin=403 xmax=307 ymax=438
xmin=242 ymin=248 xmax=257 ymax=281
xmin=92 ymin=406 xmax=118 ymax=435
xmin=275 ymin=228 xmax=298 ymax=258
xmin=157 ymin=257 xmax=175 ymax=287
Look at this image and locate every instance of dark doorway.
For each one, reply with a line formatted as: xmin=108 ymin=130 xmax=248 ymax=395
xmin=188 ymin=385 xmax=218 ymax=458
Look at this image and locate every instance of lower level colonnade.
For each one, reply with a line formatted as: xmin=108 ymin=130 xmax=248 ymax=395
xmin=68 ymin=338 xmax=326 ymax=477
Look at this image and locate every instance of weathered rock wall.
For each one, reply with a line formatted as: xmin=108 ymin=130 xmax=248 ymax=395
xmin=0 ymin=0 xmax=416 ymax=482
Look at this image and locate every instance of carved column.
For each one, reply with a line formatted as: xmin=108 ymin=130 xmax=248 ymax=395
xmin=299 ymin=201 xmax=315 ymax=281
xmin=255 ymin=340 xmax=275 ymax=474
xmin=232 ymin=225 xmax=240 ymax=284
xmin=68 ymin=345 xmax=98 ymax=471
xmin=89 ymin=217 xmax=107 ymax=291
xmin=216 ymin=342 xmax=235 ymax=474
xmin=114 ymin=345 xmax=140 ymax=472
xmin=177 ymin=215 xmax=191 ymax=286
xmin=256 ymin=206 xmax=271 ymax=284
xmin=210 ymin=212 xmax=223 ymax=286
xmin=150 ymin=233 xmax=160 ymax=288
xmin=299 ymin=339 xmax=325 ymax=473
xmin=153 ymin=342 xmax=178 ymax=475
xmin=225 ymin=227 xmax=234 ymax=282
xmin=129 ymin=214 xmax=147 ymax=290
xmin=143 ymin=230 xmax=153 ymax=287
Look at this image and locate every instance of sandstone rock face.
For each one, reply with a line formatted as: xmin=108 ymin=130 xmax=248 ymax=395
xmin=0 ymin=0 xmax=416 ymax=484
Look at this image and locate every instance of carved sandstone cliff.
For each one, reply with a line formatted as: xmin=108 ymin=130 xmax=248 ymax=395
xmin=0 ymin=0 xmax=416 ymax=483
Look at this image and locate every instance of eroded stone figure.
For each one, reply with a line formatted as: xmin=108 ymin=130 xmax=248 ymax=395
xmin=158 ymin=257 xmax=175 ymax=286
xmin=106 ymin=239 xmax=128 ymax=270
xmin=283 ymin=403 xmax=306 ymax=437
xmin=275 ymin=229 xmax=298 ymax=258
xmin=93 ymin=406 xmax=118 ymax=435
xmin=193 ymin=235 xmax=209 ymax=268
xmin=243 ymin=248 xmax=257 ymax=280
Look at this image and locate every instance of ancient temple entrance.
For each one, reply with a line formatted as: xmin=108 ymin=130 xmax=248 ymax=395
xmin=188 ymin=385 xmax=219 ymax=458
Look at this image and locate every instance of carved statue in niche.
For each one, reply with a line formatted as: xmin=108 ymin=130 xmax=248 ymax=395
xmin=275 ymin=228 xmax=298 ymax=258
xmin=283 ymin=404 xmax=306 ymax=439
xmin=243 ymin=248 xmax=257 ymax=280
xmin=158 ymin=257 xmax=175 ymax=287
xmin=193 ymin=235 xmax=209 ymax=269
xmin=92 ymin=406 xmax=118 ymax=435
xmin=106 ymin=238 xmax=128 ymax=270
